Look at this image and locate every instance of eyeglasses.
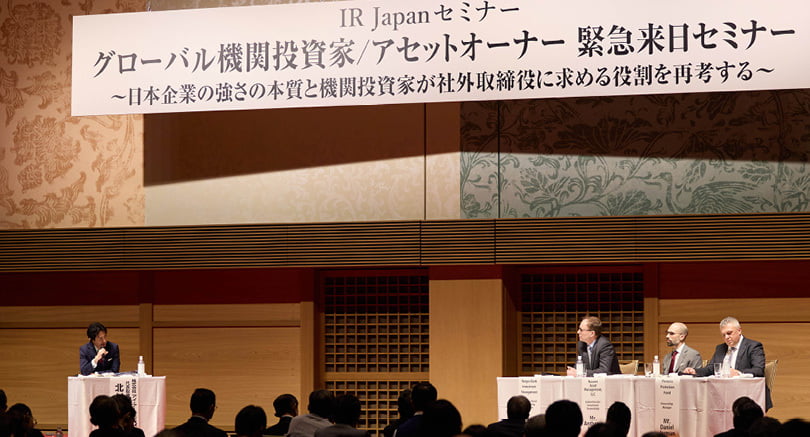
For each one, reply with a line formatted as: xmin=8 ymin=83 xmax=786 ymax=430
xmin=577 ymin=328 xmax=592 ymax=332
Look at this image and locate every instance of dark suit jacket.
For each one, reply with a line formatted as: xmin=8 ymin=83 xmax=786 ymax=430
xmin=576 ymin=336 xmax=621 ymax=376
xmin=314 ymin=424 xmax=370 ymax=437
xmin=80 ymin=341 xmax=120 ymax=375
xmin=695 ymin=337 xmax=771 ymax=410
xmin=485 ymin=418 xmax=525 ymax=437
xmin=173 ymin=416 xmax=228 ymax=437
xmin=394 ymin=414 xmax=423 ymax=437
xmin=264 ymin=416 xmax=292 ymax=436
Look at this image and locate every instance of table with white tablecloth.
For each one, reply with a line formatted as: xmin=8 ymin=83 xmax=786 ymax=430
xmin=497 ymin=375 xmax=765 ymax=437
xmin=68 ymin=375 xmax=166 ymax=437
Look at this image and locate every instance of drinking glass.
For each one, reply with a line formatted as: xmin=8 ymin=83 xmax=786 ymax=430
xmin=713 ymin=363 xmax=722 ymax=377
xmin=644 ymin=362 xmax=653 ymax=377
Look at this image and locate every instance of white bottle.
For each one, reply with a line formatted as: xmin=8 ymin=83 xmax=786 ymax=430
xmin=653 ymin=355 xmax=661 ymax=376
xmin=137 ymin=355 xmax=146 ymax=376
xmin=575 ymin=355 xmax=584 ymax=377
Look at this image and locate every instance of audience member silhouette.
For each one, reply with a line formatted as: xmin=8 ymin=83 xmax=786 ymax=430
xmin=0 ymin=390 xmax=8 ymax=437
xmin=776 ymin=419 xmax=810 ymax=437
xmin=584 ymin=423 xmax=620 ymax=437
xmin=606 ymin=401 xmax=632 ymax=437
xmin=265 ymin=394 xmax=298 ymax=436
xmin=234 ymin=405 xmax=266 ymax=437
xmin=461 ymin=424 xmax=486 ymax=437
xmin=173 ymin=388 xmax=228 ymax=437
xmin=382 ymin=390 xmax=413 ymax=437
xmin=715 ymin=396 xmax=764 ymax=437
xmin=111 ymin=395 xmax=144 ymax=437
xmin=287 ymin=389 xmax=335 ymax=437
xmin=485 ymin=395 xmax=530 ymax=437
xmin=420 ymin=399 xmax=462 ymax=437
xmin=314 ymin=394 xmax=368 ymax=437
xmin=524 ymin=414 xmax=546 ymax=437
xmin=395 ymin=382 xmax=437 ymax=437
xmin=545 ymin=400 xmax=582 ymax=437
xmin=6 ymin=404 xmax=44 ymax=437
xmin=640 ymin=433 xmax=666 ymax=437
xmin=748 ymin=417 xmax=781 ymax=437
xmin=88 ymin=396 xmax=125 ymax=437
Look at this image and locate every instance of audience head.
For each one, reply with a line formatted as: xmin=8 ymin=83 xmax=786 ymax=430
xmin=524 ymin=414 xmax=547 ymax=437
xmin=234 ymin=405 xmax=266 ymax=437
xmin=732 ymin=396 xmax=763 ymax=431
xmin=545 ymin=400 xmax=583 ymax=437
xmin=777 ymin=418 xmax=810 ymax=437
xmin=584 ymin=422 xmax=618 ymax=437
xmin=89 ymin=395 xmax=121 ymax=429
xmin=7 ymin=404 xmax=36 ymax=437
xmin=421 ymin=399 xmax=462 ymax=437
xmin=748 ymin=416 xmax=781 ymax=437
xmin=0 ymin=389 xmax=6 ymax=413
xmin=411 ymin=382 xmax=438 ymax=413
xmin=189 ymin=388 xmax=217 ymax=419
xmin=333 ymin=394 xmax=362 ymax=427
xmin=307 ymin=389 xmax=334 ymax=419
xmin=461 ymin=424 xmax=486 ymax=437
xmin=606 ymin=401 xmax=631 ymax=437
xmin=640 ymin=433 xmax=666 ymax=437
xmin=396 ymin=389 xmax=414 ymax=421
xmin=111 ymin=394 xmax=136 ymax=431
xmin=272 ymin=394 xmax=298 ymax=418
xmin=506 ymin=395 xmax=531 ymax=421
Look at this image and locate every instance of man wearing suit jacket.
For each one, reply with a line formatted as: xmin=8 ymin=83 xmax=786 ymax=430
xmin=79 ymin=322 xmax=120 ymax=375
xmin=684 ymin=317 xmax=772 ymax=410
xmin=566 ymin=316 xmax=621 ymax=376
xmin=265 ymin=394 xmax=297 ymax=436
xmin=173 ymin=388 xmax=228 ymax=437
xmin=663 ymin=322 xmax=702 ymax=374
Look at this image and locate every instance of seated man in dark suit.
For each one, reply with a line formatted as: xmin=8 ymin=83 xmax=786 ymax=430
xmin=683 ymin=317 xmax=771 ymax=410
xmin=394 ymin=382 xmax=437 ymax=437
xmin=485 ymin=395 xmax=530 ymax=437
xmin=172 ymin=388 xmax=227 ymax=437
xmin=314 ymin=394 xmax=369 ymax=437
xmin=265 ymin=394 xmax=297 ymax=436
xmin=566 ymin=316 xmax=621 ymax=376
xmin=80 ymin=322 xmax=120 ymax=375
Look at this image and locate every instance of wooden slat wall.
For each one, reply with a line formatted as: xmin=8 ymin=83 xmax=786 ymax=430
xmin=2 ymin=213 xmax=810 ymax=271
xmin=0 ymin=304 xmax=307 ymax=432
xmin=657 ymin=298 xmax=810 ymax=422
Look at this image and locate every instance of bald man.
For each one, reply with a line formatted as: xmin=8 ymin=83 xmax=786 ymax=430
xmin=663 ymin=322 xmax=702 ymax=374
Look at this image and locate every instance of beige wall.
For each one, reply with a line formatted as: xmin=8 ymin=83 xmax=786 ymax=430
xmin=0 ymin=0 xmax=145 ymax=229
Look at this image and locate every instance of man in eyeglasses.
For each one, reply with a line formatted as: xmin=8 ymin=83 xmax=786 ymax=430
xmin=566 ymin=316 xmax=620 ymax=376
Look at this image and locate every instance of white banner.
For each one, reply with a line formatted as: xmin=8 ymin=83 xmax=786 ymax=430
xmin=72 ymin=0 xmax=810 ymax=115
xmin=581 ymin=377 xmax=607 ymax=429
xmin=655 ymin=377 xmax=680 ymax=436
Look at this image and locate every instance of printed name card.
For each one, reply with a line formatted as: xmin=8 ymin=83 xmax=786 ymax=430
xmin=581 ymin=377 xmax=606 ymax=429
xmin=519 ymin=377 xmax=543 ymax=416
xmin=655 ymin=376 xmax=680 ymax=435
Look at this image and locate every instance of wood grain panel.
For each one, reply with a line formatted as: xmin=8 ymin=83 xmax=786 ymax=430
xmin=153 ymin=327 xmax=301 ymax=429
xmin=153 ymin=303 xmax=301 ymax=324
xmin=655 ymin=322 xmax=810 ymax=421
xmin=0 ymin=306 xmax=140 ymax=327
xmin=659 ymin=298 xmax=810 ymax=323
xmin=0 ymin=328 xmax=140 ymax=427
xmin=430 ymin=279 xmax=504 ymax=428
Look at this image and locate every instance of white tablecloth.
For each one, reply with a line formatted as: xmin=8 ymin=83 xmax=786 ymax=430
xmin=497 ymin=375 xmax=765 ymax=437
xmin=68 ymin=375 xmax=166 ymax=437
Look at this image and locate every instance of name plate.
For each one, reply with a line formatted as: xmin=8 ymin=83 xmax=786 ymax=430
xmin=519 ymin=377 xmax=543 ymax=416
xmin=655 ymin=376 xmax=680 ymax=435
xmin=581 ymin=377 xmax=607 ymax=428
xmin=109 ymin=376 xmax=139 ymax=407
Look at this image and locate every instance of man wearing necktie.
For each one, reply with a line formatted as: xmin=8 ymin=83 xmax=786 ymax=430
xmin=663 ymin=322 xmax=702 ymax=374
xmin=566 ymin=316 xmax=620 ymax=376
xmin=683 ymin=317 xmax=771 ymax=410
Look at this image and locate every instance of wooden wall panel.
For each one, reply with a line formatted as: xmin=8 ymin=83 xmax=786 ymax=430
xmin=0 ymin=328 xmax=140 ymax=427
xmin=430 ymin=279 xmax=505 ymax=428
xmin=153 ymin=327 xmax=301 ymax=429
xmin=153 ymin=303 xmax=301 ymax=325
xmin=656 ymin=298 xmax=810 ymax=421
xmin=0 ymin=306 xmax=140 ymax=327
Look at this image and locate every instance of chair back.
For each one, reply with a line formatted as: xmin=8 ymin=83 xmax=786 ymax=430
xmin=619 ymin=359 xmax=638 ymax=375
xmin=764 ymin=359 xmax=778 ymax=392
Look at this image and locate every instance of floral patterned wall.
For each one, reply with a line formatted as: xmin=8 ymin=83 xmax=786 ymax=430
xmin=0 ymin=0 xmax=145 ymax=229
xmin=461 ymin=91 xmax=810 ymax=218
